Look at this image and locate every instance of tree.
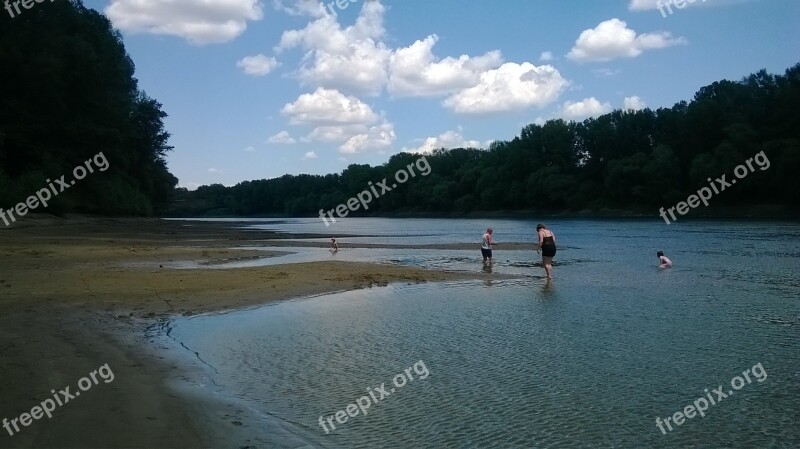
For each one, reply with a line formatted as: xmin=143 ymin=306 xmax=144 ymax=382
xmin=0 ymin=0 xmax=177 ymax=216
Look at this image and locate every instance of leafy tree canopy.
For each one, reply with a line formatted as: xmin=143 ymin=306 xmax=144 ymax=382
xmin=172 ymin=64 xmax=800 ymax=217
xmin=0 ymin=0 xmax=177 ymax=215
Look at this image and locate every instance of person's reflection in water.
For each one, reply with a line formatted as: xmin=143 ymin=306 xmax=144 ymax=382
xmin=541 ymin=278 xmax=555 ymax=297
xmin=481 ymin=261 xmax=493 ymax=285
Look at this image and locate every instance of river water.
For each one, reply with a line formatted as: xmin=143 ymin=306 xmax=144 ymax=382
xmin=169 ymin=218 xmax=799 ymax=448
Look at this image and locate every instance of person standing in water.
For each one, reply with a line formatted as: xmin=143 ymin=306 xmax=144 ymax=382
xmin=330 ymin=237 xmax=339 ymax=252
xmin=657 ymin=251 xmax=672 ymax=268
xmin=481 ymin=227 xmax=496 ymax=265
xmin=535 ymin=224 xmax=557 ymax=279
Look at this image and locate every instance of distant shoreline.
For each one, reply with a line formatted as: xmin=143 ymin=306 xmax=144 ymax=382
xmin=161 ymin=203 xmax=800 ymax=221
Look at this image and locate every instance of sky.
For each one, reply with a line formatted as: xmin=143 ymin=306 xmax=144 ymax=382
xmin=79 ymin=0 xmax=799 ymax=190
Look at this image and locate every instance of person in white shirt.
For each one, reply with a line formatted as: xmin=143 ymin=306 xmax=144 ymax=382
xmin=657 ymin=251 xmax=672 ymax=269
xmin=481 ymin=228 xmax=496 ymax=265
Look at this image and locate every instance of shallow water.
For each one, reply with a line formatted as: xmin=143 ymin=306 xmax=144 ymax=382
xmin=170 ymin=219 xmax=799 ymax=448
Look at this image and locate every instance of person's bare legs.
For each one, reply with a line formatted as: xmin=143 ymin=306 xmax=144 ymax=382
xmin=542 ymin=256 xmax=553 ymax=279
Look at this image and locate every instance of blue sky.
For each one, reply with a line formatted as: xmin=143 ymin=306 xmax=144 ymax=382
xmin=80 ymin=0 xmax=799 ymax=189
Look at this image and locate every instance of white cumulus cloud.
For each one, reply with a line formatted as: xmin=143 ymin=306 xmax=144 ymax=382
xmin=401 ymin=128 xmax=483 ymax=154
xmin=339 ymin=121 xmax=396 ymax=154
xmin=267 ymin=131 xmax=296 ymax=144
xmin=282 ymin=88 xmax=378 ymax=126
xmin=105 ymin=0 xmax=264 ymax=45
xmin=303 ymin=151 xmax=318 ymax=160
xmin=559 ymin=97 xmax=613 ymax=120
xmin=283 ymin=88 xmax=394 ymax=154
xmin=623 ymin=96 xmax=647 ymax=110
xmin=629 ymin=0 xmax=662 ymax=10
xmin=276 ymin=0 xmax=391 ymax=95
xmin=443 ymin=63 xmax=568 ymax=114
xmin=275 ymin=1 xmax=568 ymax=115
xmin=274 ymin=0 xmax=327 ymax=17
xmin=567 ymin=18 xmax=687 ymax=62
xmin=237 ymin=54 xmax=279 ymax=76
xmin=302 ymin=125 xmax=360 ymax=143
xmin=388 ymin=35 xmax=503 ymax=97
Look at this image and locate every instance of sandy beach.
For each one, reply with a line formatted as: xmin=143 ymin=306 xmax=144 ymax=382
xmin=0 ymin=216 xmax=502 ymax=448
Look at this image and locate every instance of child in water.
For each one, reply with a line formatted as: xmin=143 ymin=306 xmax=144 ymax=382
xmin=330 ymin=237 xmax=339 ymax=252
xmin=657 ymin=251 xmax=672 ymax=269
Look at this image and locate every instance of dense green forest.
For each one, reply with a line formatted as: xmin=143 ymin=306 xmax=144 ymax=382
xmin=0 ymin=0 xmax=176 ymax=215
xmin=174 ymin=64 xmax=800 ymax=217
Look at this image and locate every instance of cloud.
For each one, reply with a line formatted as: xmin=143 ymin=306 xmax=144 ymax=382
xmin=299 ymin=122 xmax=396 ymax=154
xmin=401 ymin=128 xmax=483 ymax=154
xmin=388 ymin=35 xmax=503 ymax=97
xmin=274 ymin=0 xmax=326 ymax=17
xmin=628 ymin=0 xmax=662 ymax=10
xmin=208 ymin=168 xmax=221 ymax=173
xmin=443 ymin=63 xmax=568 ymax=114
xmin=267 ymin=131 xmax=296 ymax=144
xmin=302 ymin=125 xmax=359 ymax=143
xmin=282 ymin=88 xmax=394 ymax=154
xmin=105 ymin=0 xmax=264 ymax=45
xmin=269 ymin=1 xmax=572 ymax=151
xmin=275 ymin=0 xmax=568 ymax=114
xmin=339 ymin=121 xmax=396 ymax=154
xmin=276 ymin=1 xmax=391 ymax=95
xmin=302 ymin=151 xmax=318 ymax=160
xmin=282 ymin=88 xmax=378 ymax=126
xmin=559 ymin=97 xmax=613 ymax=120
xmin=566 ymin=18 xmax=687 ymax=62
xmin=628 ymin=0 xmax=741 ymax=11
xmin=179 ymin=182 xmax=203 ymax=191
xmin=539 ymin=51 xmax=554 ymax=62
xmin=623 ymin=96 xmax=647 ymax=110
xmin=243 ymin=146 xmax=256 ymax=152
xmin=237 ymin=54 xmax=279 ymax=76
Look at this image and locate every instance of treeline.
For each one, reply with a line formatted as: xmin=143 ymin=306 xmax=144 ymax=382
xmin=172 ymin=64 xmax=799 ymax=217
xmin=0 ymin=0 xmax=177 ymax=216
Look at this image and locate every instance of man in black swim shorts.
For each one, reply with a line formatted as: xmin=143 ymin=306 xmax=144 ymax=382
xmin=481 ymin=227 xmax=495 ymax=265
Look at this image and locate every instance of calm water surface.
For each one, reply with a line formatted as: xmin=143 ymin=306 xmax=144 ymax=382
xmin=170 ymin=218 xmax=799 ymax=448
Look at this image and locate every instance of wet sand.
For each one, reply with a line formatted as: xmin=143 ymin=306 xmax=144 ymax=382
xmin=0 ymin=216 xmax=507 ymax=448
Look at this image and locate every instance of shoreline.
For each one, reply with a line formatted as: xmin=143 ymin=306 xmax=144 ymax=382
xmin=0 ymin=217 xmax=512 ymax=448
xmin=162 ymin=203 xmax=800 ymax=221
